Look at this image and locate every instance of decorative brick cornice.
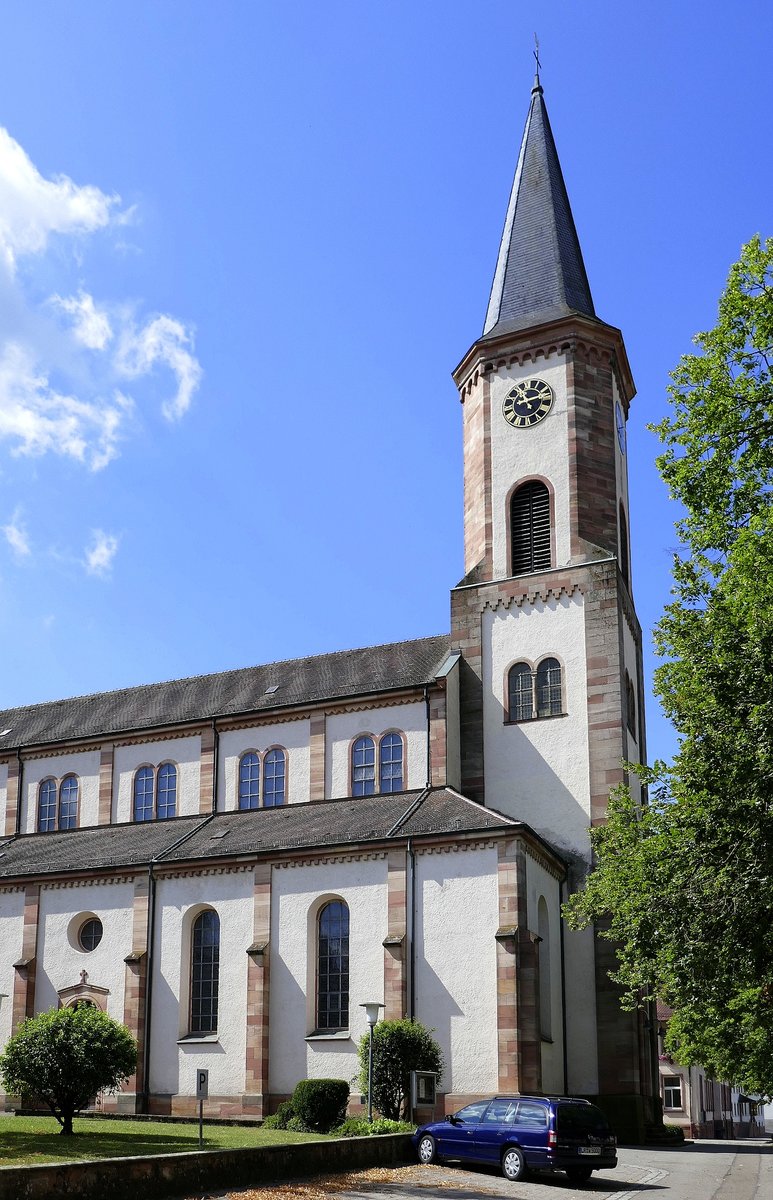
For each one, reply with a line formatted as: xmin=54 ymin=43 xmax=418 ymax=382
xmin=481 ymin=581 xmax=584 ymax=613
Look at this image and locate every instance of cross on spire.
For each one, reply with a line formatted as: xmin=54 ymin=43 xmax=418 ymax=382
xmin=533 ymin=32 xmax=541 ymax=80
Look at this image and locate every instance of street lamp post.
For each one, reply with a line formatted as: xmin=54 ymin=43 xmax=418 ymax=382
xmin=360 ymin=1001 xmax=384 ymax=1122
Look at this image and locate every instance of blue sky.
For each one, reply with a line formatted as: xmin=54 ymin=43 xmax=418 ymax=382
xmin=0 ymin=2 xmax=771 ymax=767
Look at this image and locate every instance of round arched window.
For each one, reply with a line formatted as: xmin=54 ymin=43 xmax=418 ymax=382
xmin=79 ymin=917 xmax=103 ymax=952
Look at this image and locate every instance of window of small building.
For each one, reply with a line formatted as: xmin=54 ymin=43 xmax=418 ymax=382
xmin=510 ymin=480 xmax=551 ymax=575
xmin=663 ymin=1076 xmax=683 ymax=1110
xmin=190 ymin=909 xmax=220 ymax=1035
xmin=316 ymin=900 xmax=349 ymax=1031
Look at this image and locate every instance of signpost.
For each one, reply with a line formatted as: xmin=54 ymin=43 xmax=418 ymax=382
xmin=195 ymin=1069 xmax=209 ymax=1149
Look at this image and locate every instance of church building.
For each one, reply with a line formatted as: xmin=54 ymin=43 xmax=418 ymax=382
xmin=0 ymin=74 xmax=657 ymax=1139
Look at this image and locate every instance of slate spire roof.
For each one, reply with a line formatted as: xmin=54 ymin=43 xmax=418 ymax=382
xmin=483 ymin=74 xmax=595 ymax=338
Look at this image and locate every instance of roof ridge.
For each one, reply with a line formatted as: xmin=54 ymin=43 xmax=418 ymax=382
xmin=0 ymin=632 xmax=452 ymax=720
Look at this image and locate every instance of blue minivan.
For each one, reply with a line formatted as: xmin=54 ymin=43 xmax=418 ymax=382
xmin=413 ymin=1094 xmax=617 ymax=1184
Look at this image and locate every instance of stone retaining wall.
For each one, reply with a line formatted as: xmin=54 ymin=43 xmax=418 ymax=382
xmin=0 ymin=1132 xmax=415 ymax=1200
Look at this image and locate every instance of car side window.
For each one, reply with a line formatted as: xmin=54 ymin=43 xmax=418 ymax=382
xmin=514 ymin=1101 xmax=548 ymax=1127
xmin=454 ymin=1101 xmax=490 ymax=1124
xmin=481 ymin=1099 xmax=517 ymax=1124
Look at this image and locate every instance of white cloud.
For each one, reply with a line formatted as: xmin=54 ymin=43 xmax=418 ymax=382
xmin=2 ymin=508 xmax=30 ymax=558
xmin=0 ymin=342 xmax=126 ymax=470
xmin=0 ymin=128 xmax=202 ymax=473
xmin=0 ymin=128 xmax=118 ymax=275
xmin=50 ymin=290 xmax=112 ymax=350
xmin=118 ymin=314 xmax=202 ymax=420
xmin=84 ymin=529 xmax=119 ymax=577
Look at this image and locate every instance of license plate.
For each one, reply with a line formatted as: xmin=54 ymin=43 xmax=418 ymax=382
xmin=579 ymin=1146 xmax=601 ymax=1156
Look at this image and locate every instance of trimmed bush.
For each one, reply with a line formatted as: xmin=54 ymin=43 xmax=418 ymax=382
xmin=356 ymin=1018 xmax=443 ymax=1120
xmin=262 ymin=1099 xmax=295 ymax=1129
xmin=334 ymin=1117 xmax=415 ymax=1137
xmin=292 ymin=1078 xmax=350 ymax=1132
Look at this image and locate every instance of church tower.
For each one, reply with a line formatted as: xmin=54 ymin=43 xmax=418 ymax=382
xmin=450 ymin=72 xmax=655 ymax=1133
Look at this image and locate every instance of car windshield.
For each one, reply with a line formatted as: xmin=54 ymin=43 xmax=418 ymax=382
xmin=556 ymin=1103 xmax=610 ymax=1134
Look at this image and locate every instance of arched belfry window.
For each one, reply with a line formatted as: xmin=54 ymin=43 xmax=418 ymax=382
xmin=190 ymin=909 xmax=220 ymax=1034
xmin=535 ymin=658 xmax=562 ymax=717
xmin=510 ymin=481 xmax=551 ymax=575
xmin=316 ymin=900 xmax=349 ymax=1031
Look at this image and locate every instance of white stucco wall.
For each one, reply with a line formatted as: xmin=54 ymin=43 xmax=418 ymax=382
xmin=218 ymin=720 xmax=310 ymax=809
xmin=21 ymin=750 xmax=101 ymax=833
xmin=563 ymin=923 xmax=599 ymax=1094
xmin=326 ymin=702 xmax=427 ymax=798
xmin=269 ymin=857 xmax=388 ymax=1095
xmin=414 ymin=845 xmax=499 ymax=1096
xmin=0 ymin=889 xmax=24 ymax=1056
xmin=482 ymin=594 xmax=591 ymax=856
xmin=114 ymin=735 xmax=201 ymax=822
xmin=489 ymin=356 xmax=570 ymax=577
xmin=35 ymin=880 xmax=135 ymax=1021
xmin=525 ymin=852 xmax=564 ymax=1093
xmin=0 ymin=761 xmax=8 ymax=834
xmin=150 ymin=870 xmax=254 ymax=1098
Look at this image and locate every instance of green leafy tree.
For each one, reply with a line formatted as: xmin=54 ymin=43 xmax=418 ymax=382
xmin=566 ymin=236 xmax=773 ymax=1097
xmin=1 ymin=1006 xmax=137 ymax=1134
xmin=357 ymin=1019 xmax=443 ymax=1120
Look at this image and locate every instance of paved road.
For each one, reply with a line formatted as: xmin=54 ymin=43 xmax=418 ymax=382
xmin=330 ymin=1139 xmax=773 ymax=1200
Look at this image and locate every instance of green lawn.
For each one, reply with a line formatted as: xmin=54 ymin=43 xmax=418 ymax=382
xmin=0 ymin=1115 xmax=327 ymax=1167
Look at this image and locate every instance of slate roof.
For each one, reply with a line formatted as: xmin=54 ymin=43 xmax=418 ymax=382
xmin=0 ymin=789 xmax=534 ymax=880
xmin=0 ymin=634 xmax=452 ymax=751
xmin=483 ymin=76 xmax=595 ymax=339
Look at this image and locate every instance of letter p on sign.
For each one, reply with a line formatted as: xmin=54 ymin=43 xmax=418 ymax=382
xmin=196 ymin=1069 xmax=209 ymax=1100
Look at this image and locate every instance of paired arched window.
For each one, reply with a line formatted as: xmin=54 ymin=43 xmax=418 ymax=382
xmin=37 ymin=775 xmax=79 ymax=832
xmin=238 ymin=748 xmax=287 ymax=809
xmin=507 ymin=658 xmax=563 ymax=722
xmin=510 ymin=480 xmax=551 ymax=575
xmin=351 ymin=732 xmax=404 ymax=796
xmin=316 ymin=900 xmax=349 ymax=1031
xmin=190 ymin=909 xmax=220 ymax=1034
xmin=133 ymin=762 xmax=177 ymax=821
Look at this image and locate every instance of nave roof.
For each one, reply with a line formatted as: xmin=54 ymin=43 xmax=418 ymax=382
xmin=0 ymin=633 xmax=452 ymax=751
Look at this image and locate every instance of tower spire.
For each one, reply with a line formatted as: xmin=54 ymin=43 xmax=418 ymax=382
xmin=483 ymin=72 xmax=595 ymax=338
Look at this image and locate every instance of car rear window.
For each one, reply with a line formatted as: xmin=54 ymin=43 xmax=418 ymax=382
xmin=556 ymin=1103 xmax=610 ymax=1134
xmin=514 ymin=1101 xmax=548 ymax=1127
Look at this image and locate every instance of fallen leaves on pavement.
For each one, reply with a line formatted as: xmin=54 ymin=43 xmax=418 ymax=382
xmin=191 ymin=1163 xmax=499 ymax=1200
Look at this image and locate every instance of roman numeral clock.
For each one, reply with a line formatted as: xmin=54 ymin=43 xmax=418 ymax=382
xmin=502 ymin=377 xmax=554 ymax=428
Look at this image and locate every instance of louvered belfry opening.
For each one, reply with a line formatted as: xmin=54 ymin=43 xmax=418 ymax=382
xmin=510 ymin=481 xmax=551 ymax=574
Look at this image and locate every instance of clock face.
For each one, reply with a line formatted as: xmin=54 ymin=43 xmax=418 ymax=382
xmin=502 ymin=378 xmax=554 ymax=428
xmin=615 ymin=402 xmax=626 ymax=454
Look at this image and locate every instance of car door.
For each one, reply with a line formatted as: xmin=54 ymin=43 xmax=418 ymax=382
xmin=435 ymin=1100 xmax=490 ymax=1161
xmin=511 ymin=1099 xmax=550 ymax=1166
xmin=472 ymin=1098 xmax=517 ymax=1163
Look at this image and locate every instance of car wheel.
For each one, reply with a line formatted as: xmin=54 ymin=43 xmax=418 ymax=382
xmin=566 ymin=1166 xmax=593 ymax=1184
xmin=501 ymin=1146 xmax=526 ymax=1181
xmin=417 ymin=1134 xmax=437 ymax=1165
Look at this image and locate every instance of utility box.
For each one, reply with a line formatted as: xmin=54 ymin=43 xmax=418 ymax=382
xmin=410 ymin=1070 xmax=438 ymax=1111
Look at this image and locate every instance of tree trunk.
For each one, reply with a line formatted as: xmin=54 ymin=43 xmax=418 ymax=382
xmin=60 ymin=1111 xmax=74 ymax=1135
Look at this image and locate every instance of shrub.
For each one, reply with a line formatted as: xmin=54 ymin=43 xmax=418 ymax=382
xmin=0 ymin=1006 xmax=137 ymax=1136
xmin=357 ymin=1019 xmax=443 ymax=1120
xmin=334 ymin=1116 xmax=415 ymax=1137
xmin=262 ymin=1099 xmax=295 ymax=1129
xmin=291 ymin=1078 xmax=350 ymax=1132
